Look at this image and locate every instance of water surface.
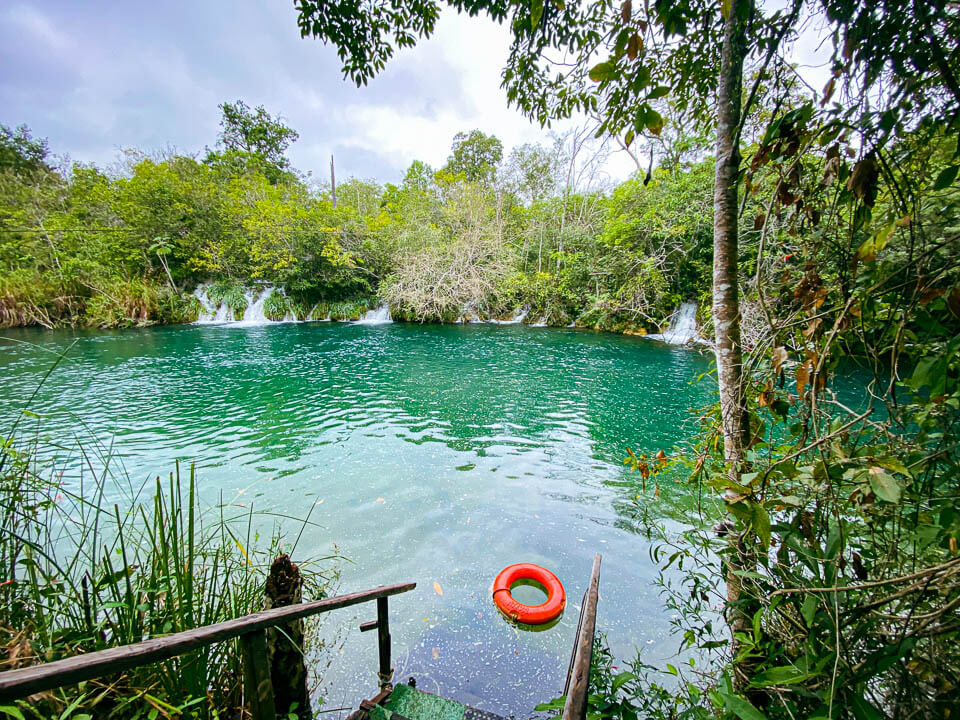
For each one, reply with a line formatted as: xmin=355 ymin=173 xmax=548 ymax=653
xmin=0 ymin=322 xmax=712 ymax=715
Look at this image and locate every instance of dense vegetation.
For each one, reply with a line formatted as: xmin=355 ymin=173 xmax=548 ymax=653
xmin=0 ymin=104 xmax=714 ymax=334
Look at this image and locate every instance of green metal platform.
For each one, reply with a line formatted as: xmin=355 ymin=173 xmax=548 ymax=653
xmin=369 ymin=683 xmax=506 ymax=720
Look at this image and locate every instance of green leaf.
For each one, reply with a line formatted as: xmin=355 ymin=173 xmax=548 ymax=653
xmin=868 ymin=469 xmax=901 ymax=503
xmin=531 ymin=0 xmax=544 ymax=30
xmin=874 ymin=457 xmax=911 ymax=478
xmin=589 ymin=61 xmax=617 ymax=83
xmin=801 ymin=593 xmax=818 ymax=627
xmin=933 ymin=164 xmax=959 ymax=190
xmin=751 ymin=502 xmax=772 ymax=549
xmin=611 ymin=671 xmax=637 ymax=693
xmin=850 ymin=695 xmax=884 ymax=720
xmin=644 ymin=109 xmax=664 ymax=135
xmin=750 ymin=663 xmax=818 ymax=687
xmin=723 ymin=693 xmax=768 ymax=720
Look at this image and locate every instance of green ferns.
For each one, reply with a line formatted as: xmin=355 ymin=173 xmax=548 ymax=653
xmin=206 ymin=281 xmax=248 ymax=320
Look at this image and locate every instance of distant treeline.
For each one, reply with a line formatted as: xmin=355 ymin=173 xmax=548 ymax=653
xmin=0 ymin=102 xmax=717 ymax=333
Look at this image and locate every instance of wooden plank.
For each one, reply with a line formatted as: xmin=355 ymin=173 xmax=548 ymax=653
xmin=241 ymin=629 xmax=277 ymax=720
xmin=376 ymin=596 xmax=392 ymax=688
xmin=0 ymin=581 xmax=415 ymax=702
xmin=562 ymin=555 xmax=601 ymax=720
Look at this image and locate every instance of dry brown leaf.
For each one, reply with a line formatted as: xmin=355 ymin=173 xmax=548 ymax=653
xmin=771 ymin=346 xmax=788 ymax=375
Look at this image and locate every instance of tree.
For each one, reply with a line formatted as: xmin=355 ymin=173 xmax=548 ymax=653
xmin=443 ymin=130 xmax=503 ymax=184
xmin=205 ymin=100 xmax=299 ymax=184
xmin=0 ymin=124 xmax=51 ymax=175
xmin=503 ymin=142 xmax=555 ymax=205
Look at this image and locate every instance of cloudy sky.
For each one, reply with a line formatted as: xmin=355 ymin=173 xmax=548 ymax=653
xmin=1 ymin=2 xmax=833 ymax=184
xmin=0 ymin=1 xmax=617 ymax=183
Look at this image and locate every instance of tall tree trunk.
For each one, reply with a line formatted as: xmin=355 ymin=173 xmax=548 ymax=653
xmin=713 ymin=0 xmax=754 ymax=693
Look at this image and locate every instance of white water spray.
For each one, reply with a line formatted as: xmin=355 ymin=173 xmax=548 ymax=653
xmin=647 ymin=302 xmax=700 ymax=344
xmin=354 ymin=304 xmax=393 ymax=325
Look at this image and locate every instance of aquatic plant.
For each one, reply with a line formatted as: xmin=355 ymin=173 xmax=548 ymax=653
xmin=206 ymin=281 xmax=248 ymax=321
xmin=263 ymin=288 xmax=291 ymax=321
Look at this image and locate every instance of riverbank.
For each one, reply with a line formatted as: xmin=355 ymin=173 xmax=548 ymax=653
xmin=1 ymin=280 xmax=708 ymax=345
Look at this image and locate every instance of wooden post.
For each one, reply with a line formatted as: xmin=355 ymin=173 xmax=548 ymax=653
xmin=266 ymin=555 xmax=312 ymax=720
xmin=376 ymin=597 xmax=392 ymax=689
xmin=562 ymin=554 xmax=601 ymax=720
xmin=241 ymin=629 xmax=277 ymax=720
xmin=331 ymin=154 xmax=337 ymax=209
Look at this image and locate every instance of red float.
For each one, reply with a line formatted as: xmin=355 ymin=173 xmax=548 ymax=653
xmin=492 ymin=563 xmax=565 ymax=624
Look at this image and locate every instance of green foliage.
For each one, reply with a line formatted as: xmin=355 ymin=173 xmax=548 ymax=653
xmin=536 ymin=635 xmax=710 ymax=720
xmin=444 ymin=130 xmax=503 ymax=185
xmin=0 ymin=124 xmax=50 ymax=174
xmin=206 ymin=281 xmax=248 ymax=320
xmin=206 ymin=100 xmax=300 ymax=185
xmin=263 ymin=289 xmax=291 ymax=321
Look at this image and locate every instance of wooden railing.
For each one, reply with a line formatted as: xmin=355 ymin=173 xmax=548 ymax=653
xmin=562 ymin=554 xmax=602 ymax=720
xmin=0 ymin=581 xmax=416 ymax=719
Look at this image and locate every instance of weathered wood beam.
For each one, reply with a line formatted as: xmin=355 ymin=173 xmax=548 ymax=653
xmin=242 ymin=629 xmax=277 ymax=720
xmin=562 ymin=554 xmax=602 ymax=720
xmin=0 ymin=582 xmax=415 ymax=702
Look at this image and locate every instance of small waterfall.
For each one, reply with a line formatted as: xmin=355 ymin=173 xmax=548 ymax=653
xmin=647 ymin=302 xmax=700 ymax=344
xmin=462 ymin=302 xmax=483 ymax=324
xmin=354 ymin=304 xmax=393 ymax=325
xmin=191 ymin=283 xmax=297 ymax=326
xmin=239 ymin=288 xmax=268 ymax=324
xmin=192 ymin=284 xmax=216 ymax=323
xmin=489 ymin=307 xmax=529 ymax=325
xmin=309 ymin=303 xmax=332 ymax=322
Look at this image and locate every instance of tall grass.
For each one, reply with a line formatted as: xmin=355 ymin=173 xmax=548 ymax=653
xmin=308 ymin=299 xmax=376 ymax=322
xmin=0 ymin=424 xmax=336 ymax=719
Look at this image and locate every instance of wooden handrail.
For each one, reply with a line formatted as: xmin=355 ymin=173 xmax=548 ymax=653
xmin=0 ymin=581 xmax=416 ymax=702
xmin=562 ymin=554 xmax=601 ymax=720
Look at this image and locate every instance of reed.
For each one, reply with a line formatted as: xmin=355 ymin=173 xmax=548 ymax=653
xmin=0 ymin=430 xmax=336 ymax=719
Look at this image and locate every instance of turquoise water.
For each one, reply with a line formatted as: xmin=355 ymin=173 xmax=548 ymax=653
xmin=0 ymin=322 xmax=712 ymax=714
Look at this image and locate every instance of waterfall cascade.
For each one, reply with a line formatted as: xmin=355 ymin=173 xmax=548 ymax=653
xmin=488 ymin=307 xmax=529 ymax=325
xmin=354 ymin=304 xmax=393 ymax=325
xmin=647 ymin=302 xmax=700 ymax=344
xmin=191 ymin=283 xmax=298 ymax=325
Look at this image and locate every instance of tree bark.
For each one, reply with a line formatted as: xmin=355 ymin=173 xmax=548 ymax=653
xmin=265 ymin=554 xmax=312 ymax=720
xmin=713 ymin=0 xmax=754 ymax=693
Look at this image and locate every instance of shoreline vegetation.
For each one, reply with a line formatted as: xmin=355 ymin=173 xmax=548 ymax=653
xmin=1 ymin=108 xmax=714 ymax=341
xmin=0 ymin=420 xmax=338 ymax=719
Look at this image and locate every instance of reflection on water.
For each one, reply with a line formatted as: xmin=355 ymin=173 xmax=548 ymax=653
xmin=0 ymin=322 xmax=712 ymax=715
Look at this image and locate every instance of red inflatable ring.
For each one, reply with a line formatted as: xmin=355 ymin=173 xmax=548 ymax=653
xmin=492 ymin=563 xmax=565 ymax=624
